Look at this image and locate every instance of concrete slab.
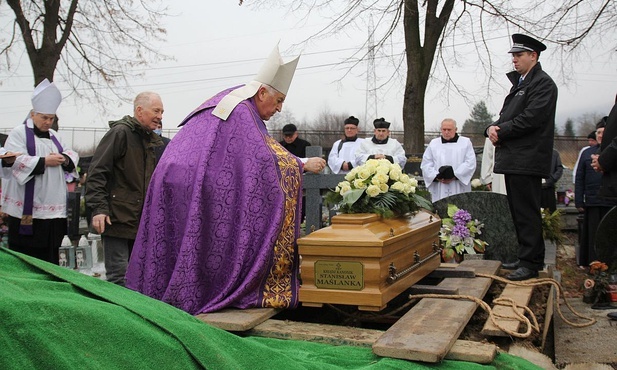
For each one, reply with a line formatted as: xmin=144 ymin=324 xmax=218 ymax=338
xmin=553 ymin=298 xmax=617 ymax=366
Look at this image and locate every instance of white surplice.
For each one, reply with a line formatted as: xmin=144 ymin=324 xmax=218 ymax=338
xmin=327 ymin=138 xmax=364 ymax=174
xmin=421 ymin=135 xmax=476 ymax=202
xmin=355 ymin=137 xmax=407 ymax=168
xmin=480 ymin=138 xmax=506 ymax=195
xmin=1 ymin=119 xmax=79 ymax=219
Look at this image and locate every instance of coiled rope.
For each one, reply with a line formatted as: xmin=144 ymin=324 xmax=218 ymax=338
xmin=407 ymin=273 xmax=597 ymax=339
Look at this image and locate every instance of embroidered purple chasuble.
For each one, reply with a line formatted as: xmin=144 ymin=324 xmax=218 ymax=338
xmin=126 ymin=88 xmax=303 ymax=314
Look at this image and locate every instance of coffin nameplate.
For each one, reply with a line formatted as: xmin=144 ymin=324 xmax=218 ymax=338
xmin=314 ymin=260 xmax=364 ymax=291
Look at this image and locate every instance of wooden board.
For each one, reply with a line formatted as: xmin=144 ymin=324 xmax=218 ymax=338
xmin=248 ymin=319 xmax=383 ymax=347
xmin=248 ymin=320 xmax=496 ymax=364
xmin=372 ymin=259 xmax=501 ymax=363
xmin=195 ymin=308 xmax=279 ymax=331
xmin=428 ymin=266 xmax=476 ymax=278
xmin=480 ymin=283 xmax=534 ymax=337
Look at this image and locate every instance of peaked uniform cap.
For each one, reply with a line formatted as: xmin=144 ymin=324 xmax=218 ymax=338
xmin=31 ymin=78 xmax=62 ymax=114
xmin=508 ymin=34 xmax=547 ymax=53
xmin=213 ymin=45 xmax=300 ymax=120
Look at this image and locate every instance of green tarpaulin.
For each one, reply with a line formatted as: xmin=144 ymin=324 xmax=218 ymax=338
xmin=0 ymin=248 xmax=540 ymax=369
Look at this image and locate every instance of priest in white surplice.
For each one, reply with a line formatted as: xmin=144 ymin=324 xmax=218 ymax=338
xmin=327 ymin=116 xmax=364 ymax=174
xmin=1 ymin=79 xmax=79 ymax=264
xmin=421 ymin=118 xmax=476 ymax=202
xmin=355 ymin=118 xmax=406 ymax=168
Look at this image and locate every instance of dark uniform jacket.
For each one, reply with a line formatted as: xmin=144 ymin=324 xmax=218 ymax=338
xmin=487 ymin=62 xmax=558 ymax=178
xmin=86 ymin=115 xmax=162 ymax=239
xmin=598 ymin=103 xmax=617 ymax=200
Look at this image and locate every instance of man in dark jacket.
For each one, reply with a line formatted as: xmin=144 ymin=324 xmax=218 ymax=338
xmin=280 ymin=123 xmax=311 ymax=157
xmin=592 ymin=98 xmax=617 ymax=201
xmin=486 ymin=34 xmax=558 ymax=281
xmin=576 ymin=118 xmax=616 ymax=266
xmin=86 ymin=92 xmax=163 ymax=286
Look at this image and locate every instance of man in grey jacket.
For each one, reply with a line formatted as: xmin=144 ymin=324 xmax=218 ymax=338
xmin=486 ymin=34 xmax=558 ymax=281
xmin=86 ymin=92 xmax=163 ymax=286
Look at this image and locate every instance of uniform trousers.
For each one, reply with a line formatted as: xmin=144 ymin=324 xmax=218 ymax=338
xmin=505 ymin=174 xmax=545 ymax=271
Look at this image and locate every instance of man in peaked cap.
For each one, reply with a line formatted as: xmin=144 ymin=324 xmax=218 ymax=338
xmin=485 ymin=34 xmax=558 ymax=280
xmin=327 ymin=116 xmax=364 ymax=174
xmin=355 ymin=117 xmax=406 ymax=168
xmin=1 ymin=79 xmax=79 ymax=264
xmin=127 ymin=45 xmax=325 ymax=314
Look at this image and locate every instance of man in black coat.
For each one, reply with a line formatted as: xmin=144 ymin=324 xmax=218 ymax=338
xmin=280 ymin=123 xmax=311 ymax=158
xmin=592 ymin=98 xmax=617 ymax=201
xmin=486 ymin=34 xmax=558 ymax=281
xmin=591 ymin=96 xmax=617 ymax=321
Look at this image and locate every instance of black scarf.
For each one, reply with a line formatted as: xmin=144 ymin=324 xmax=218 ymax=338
xmin=372 ymin=136 xmax=389 ymax=145
xmin=441 ymin=133 xmax=459 ymax=143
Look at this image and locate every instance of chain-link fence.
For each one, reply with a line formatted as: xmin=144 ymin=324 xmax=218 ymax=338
xmin=1 ymin=126 xmax=588 ymax=173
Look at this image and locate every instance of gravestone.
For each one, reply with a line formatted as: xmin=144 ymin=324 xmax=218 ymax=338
xmin=595 ymin=206 xmax=617 ymax=269
xmin=433 ymin=192 xmax=518 ymax=263
xmin=303 ymin=146 xmax=345 ymax=235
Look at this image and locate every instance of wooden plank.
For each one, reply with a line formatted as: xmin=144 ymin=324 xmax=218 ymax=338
xmin=408 ymin=285 xmax=459 ymax=296
xmin=247 ymin=319 xmax=383 ymax=347
xmin=248 ymin=320 xmax=496 ymax=364
xmin=444 ymin=340 xmax=497 ymax=364
xmin=195 ymin=308 xmax=280 ymax=331
xmin=480 ymin=283 xmax=534 ymax=337
xmin=372 ymin=260 xmax=501 ymax=363
xmin=428 ymin=266 xmax=476 ymax=278
xmin=541 ymin=284 xmax=556 ymax=351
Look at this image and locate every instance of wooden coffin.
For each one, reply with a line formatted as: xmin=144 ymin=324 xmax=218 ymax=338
xmin=298 ymin=210 xmax=441 ymax=311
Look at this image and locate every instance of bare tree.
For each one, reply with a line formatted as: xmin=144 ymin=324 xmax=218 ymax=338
xmin=242 ymin=0 xmax=616 ymax=152
xmin=1 ymin=0 xmax=170 ymax=104
xmin=312 ymin=108 xmax=349 ymax=132
xmin=576 ymin=112 xmax=604 ymax=137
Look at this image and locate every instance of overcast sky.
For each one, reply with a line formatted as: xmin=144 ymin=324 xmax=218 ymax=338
xmin=0 ymin=1 xmax=616 ymax=135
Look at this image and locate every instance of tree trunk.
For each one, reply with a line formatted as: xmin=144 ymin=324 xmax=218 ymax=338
xmin=402 ymin=0 xmax=455 ymax=154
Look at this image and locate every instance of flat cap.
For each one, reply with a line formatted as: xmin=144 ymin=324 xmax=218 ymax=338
xmin=282 ymin=123 xmax=297 ymax=134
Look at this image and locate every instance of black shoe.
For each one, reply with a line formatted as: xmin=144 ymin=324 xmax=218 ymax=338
xmin=608 ymin=312 xmax=617 ymax=320
xmin=502 ymin=260 xmax=520 ymax=269
xmin=506 ymin=267 xmax=539 ymax=281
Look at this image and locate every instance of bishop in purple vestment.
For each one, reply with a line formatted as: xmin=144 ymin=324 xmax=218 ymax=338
xmin=126 ymin=46 xmax=326 ymax=314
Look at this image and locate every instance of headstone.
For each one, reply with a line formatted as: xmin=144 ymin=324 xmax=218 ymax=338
xmin=303 ymin=146 xmax=345 ymax=235
xmin=595 ymin=206 xmax=617 ymax=269
xmin=66 ymin=191 xmax=81 ymax=238
xmin=433 ymin=192 xmax=518 ymax=263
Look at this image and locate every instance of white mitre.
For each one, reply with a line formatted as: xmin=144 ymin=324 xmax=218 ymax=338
xmin=31 ymin=78 xmax=62 ymax=114
xmin=213 ymin=45 xmax=300 ymax=120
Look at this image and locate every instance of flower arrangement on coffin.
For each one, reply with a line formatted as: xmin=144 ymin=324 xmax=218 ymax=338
xmin=541 ymin=208 xmax=564 ymax=245
xmin=471 ymin=178 xmax=489 ymax=191
xmin=439 ymin=204 xmax=488 ymax=261
xmin=324 ymin=159 xmax=432 ymax=218
xmin=582 ymin=261 xmax=611 ymax=307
